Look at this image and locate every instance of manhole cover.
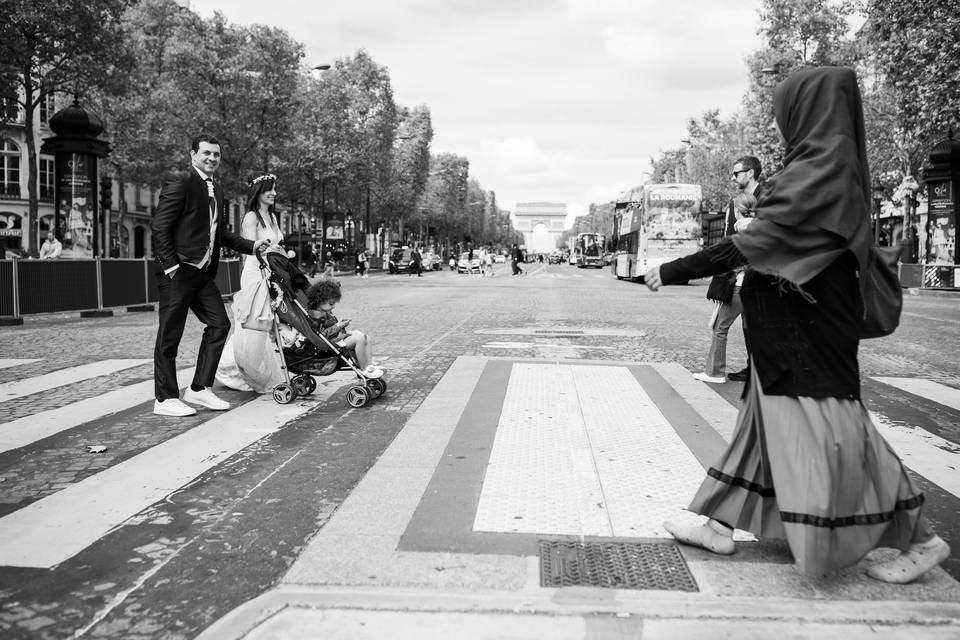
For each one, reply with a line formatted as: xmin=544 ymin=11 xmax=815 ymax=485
xmin=539 ymin=541 xmax=698 ymax=591
xmin=533 ymin=330 xmax=585 ymax=335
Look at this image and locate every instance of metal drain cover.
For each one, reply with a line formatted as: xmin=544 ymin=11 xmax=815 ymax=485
xmin=539 ymin=541 xmax=698 ymax=591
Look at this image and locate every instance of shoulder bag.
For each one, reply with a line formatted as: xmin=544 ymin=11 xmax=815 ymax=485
xmin=859 ymin=245 xmax=902 ymax=339
xmin=706 ymin=270 xmax=737 ymax=304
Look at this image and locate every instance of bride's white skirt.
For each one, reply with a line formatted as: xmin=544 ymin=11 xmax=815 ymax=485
xmin=216 ymin=327 xmax=285 ymax=393
xmin=216 ymin=256 xmax=287 ymax=393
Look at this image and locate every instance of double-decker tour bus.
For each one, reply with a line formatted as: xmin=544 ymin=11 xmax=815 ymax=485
xmin=575 ymin=232 xmax=605 ymax=268
xmin=611 ymin=183 xmax=702 ymax=281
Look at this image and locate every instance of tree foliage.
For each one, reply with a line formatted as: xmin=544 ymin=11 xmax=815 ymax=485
xmin=0 ymin=0 xmax=132 ymax=252
xmin=866 ymin=0 xmax=960 ymax=177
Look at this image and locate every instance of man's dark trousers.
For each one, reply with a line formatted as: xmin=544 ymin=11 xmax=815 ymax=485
xmin=154 ymin=264 xmax=230 ymax=401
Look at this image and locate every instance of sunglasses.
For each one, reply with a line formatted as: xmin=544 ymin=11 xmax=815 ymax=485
xmin=731 ymin=169 xmax=751 ymax=178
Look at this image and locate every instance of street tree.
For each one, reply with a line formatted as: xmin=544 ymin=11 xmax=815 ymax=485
xmin=740 ymin=0 xmax=856 ymax=176
xmin=421 ymin=153 xmax=469 ymax=249
xmin=374 ymin=105 xmax=433 ymax=236
xmin=866 ymin=0 xmax=960 ymax=177
xmin=0 ymin=0 xmax=132 ymax=253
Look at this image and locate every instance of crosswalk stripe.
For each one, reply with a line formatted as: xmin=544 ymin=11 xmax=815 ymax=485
xmin=0 ymin=374 xmax=351 ymax=569
xmin=873 ymin=377 xmax=960 ymax=412
xmin=472 ymin=363 xmax=737 ymax=539
xmin=0 ymin=359 xmax=41 ymax=370
xmin=870 ymin=411 xmax=960 ymax=498
xmin=0 ymin=368 xmax=195 ymax=454
xmin=0 ymin=359 xmax=151 ymax=403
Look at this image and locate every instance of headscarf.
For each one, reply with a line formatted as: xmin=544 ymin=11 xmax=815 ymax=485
xmin=732 ymin=66 xmax=872 ymax=294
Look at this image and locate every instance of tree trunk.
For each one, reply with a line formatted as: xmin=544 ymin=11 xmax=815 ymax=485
xmin=23 ymin=73 xmax=40 ymax=255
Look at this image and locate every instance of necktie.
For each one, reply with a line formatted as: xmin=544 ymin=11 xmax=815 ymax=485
xmin=201 ymin=178 xmax=218 ymax=269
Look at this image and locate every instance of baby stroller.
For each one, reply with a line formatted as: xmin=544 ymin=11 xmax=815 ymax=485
xmin=255 ymin=248 xmax=387 ymax=408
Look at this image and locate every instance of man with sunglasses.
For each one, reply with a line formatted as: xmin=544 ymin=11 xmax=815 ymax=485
xmin=723 ymin=156 xmax=765 ymax=382
xmin=693 ymin=157 xmax=764 ymax=384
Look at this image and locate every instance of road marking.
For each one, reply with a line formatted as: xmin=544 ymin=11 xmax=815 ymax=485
xmin=0 ymin=359 xmax=151 ymax=403
xmin=481 ymin=342 xmax=616 ymax=350
xmin=870 ymin=411 xmax=960 ymax=498
xmin=0 ymin=376 xmax=349 ymax=569
xmin=0 ymin=359 xmax=41 ymax=370
xmin=473 ymin=363 xmax=727 ymax=539
xmin=873 ymin=377 xmax=960 ymax=412
xmin=0 ymin=368 xmax=195 ymax=454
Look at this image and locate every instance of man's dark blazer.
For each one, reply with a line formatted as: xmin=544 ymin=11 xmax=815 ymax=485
xmin=152 ymin=170 xmax=254 ymax=278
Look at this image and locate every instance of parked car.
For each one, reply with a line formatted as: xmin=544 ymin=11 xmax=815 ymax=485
xmin=388 ymin=248 xmax=414 ymax=274
xmin=456 ymin=251 xmax=482 ymax=274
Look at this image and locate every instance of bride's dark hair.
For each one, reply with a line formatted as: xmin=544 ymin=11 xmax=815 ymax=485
xmin=245 ymin=173 xmax=277 ymax=228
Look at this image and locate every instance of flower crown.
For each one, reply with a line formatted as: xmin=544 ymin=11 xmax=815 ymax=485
xmin=250 ymin=173 xmax=277 ymax=187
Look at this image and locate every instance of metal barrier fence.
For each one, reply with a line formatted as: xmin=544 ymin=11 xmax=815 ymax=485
xmin=0 ymin=258 xmax=242 ymax=319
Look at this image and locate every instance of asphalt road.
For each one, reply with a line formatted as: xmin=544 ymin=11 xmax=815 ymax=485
xmin=1 ymin=262 xmax=958 ymax=639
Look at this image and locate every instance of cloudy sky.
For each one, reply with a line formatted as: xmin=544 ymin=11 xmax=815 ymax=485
xmin=189 ymin=0 xmax=764 ymax=221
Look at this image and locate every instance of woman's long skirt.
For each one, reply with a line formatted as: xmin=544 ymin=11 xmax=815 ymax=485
xmin=688 ymin=363 xmax=925 ymax=576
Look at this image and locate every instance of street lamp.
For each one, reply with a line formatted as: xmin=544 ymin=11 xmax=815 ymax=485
xmin=297 ymin=209 xmax=304 ymax=265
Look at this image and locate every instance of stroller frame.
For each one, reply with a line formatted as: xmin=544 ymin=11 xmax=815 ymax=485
xmin=256 ymin=249 xmax=386 ymax=408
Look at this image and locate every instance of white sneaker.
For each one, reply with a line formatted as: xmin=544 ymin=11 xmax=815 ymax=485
xmin=153 ymin=398 xmax=197 ymax=417
xmin=693 ymin=372 xmax=726 ymax=384
xmin=183 ymin=387 xmax=230 ymax=411
xmin=362 ymin=365 xmax=384 ymax=379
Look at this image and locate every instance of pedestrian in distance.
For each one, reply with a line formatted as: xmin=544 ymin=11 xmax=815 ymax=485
xmin=644 ymin=66 xmax=949 ymax=582
xmin=151 ymin=133 xmax=270 ymax=417
xmin=694 ymin=191 xmax=757 ymax=384
xmin=39 ymin=231 xmax=62 ymax=259
xmin=307 ymin=245 xmax=319 ymax=277
xmin=357 ymin=248 xmax=369 ymax=278
xmin=484 ymin=246 xmax=495 ymax=276
xmin=510 ymin=244 xmax=524 ymax=275
xmin=410 ymin=245 xmax=422 ymax=276
xmin=321 ymin=251 xmax=335 ymax=277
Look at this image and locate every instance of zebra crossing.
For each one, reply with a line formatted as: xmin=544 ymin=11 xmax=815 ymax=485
xmin=0 ymin=357 xmax=957 ymax=571
xmin=0 ymin=358 xmax=356 ymax=569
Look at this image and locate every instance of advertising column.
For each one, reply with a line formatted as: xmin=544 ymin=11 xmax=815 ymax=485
xmin=56 ymin=153 xmax=97 ymax=258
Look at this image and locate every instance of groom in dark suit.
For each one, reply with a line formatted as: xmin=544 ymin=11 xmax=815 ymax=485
xmin=152 ymin=133 xmax=268 ymax=417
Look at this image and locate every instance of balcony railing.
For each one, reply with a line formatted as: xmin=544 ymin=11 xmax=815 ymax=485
xmin=0 ymin=184 xmax=22 ymax=199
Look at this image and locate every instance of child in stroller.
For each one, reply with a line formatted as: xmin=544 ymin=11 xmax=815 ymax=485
xmin=303 ymin=278 xmax=384 ymax=379
xmin=259 ymin=250 xmax=387 ymax=407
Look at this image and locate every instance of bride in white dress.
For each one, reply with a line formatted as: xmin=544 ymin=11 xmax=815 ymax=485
xmin=216 ymin=173 xmax=287 ymax=393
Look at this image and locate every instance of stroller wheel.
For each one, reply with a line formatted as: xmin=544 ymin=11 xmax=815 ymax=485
xmin=272 ymin=383 xmax=295 ymax=404
xmin=366 ymin=378 xmax=386 ymax=398
xmin=293 ymin=375 xmax=316 ymax=396
xmin=346 ymin=385 xmax=369 ymax=408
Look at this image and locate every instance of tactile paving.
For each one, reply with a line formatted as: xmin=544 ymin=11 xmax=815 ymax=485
xmin=473 ymin=363 xmax=752 ymax=540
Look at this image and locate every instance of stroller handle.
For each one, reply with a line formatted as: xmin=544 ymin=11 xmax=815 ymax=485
xmin=254 ymin=240 xmax=275 ymax=269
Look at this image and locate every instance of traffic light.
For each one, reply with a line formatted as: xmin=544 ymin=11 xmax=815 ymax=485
xmin=99 ymin=177 xmax=112 ymax=212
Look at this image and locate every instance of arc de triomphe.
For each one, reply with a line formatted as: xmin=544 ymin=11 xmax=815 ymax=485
xmin=513 ymin=202 xmax=567 ymax=252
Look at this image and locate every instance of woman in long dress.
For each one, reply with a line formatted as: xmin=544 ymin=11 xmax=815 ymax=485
xmin=216 ymin=173 xmax=286 ymax=393
xmin=644 ymin=66 xmax=949 ymax=583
